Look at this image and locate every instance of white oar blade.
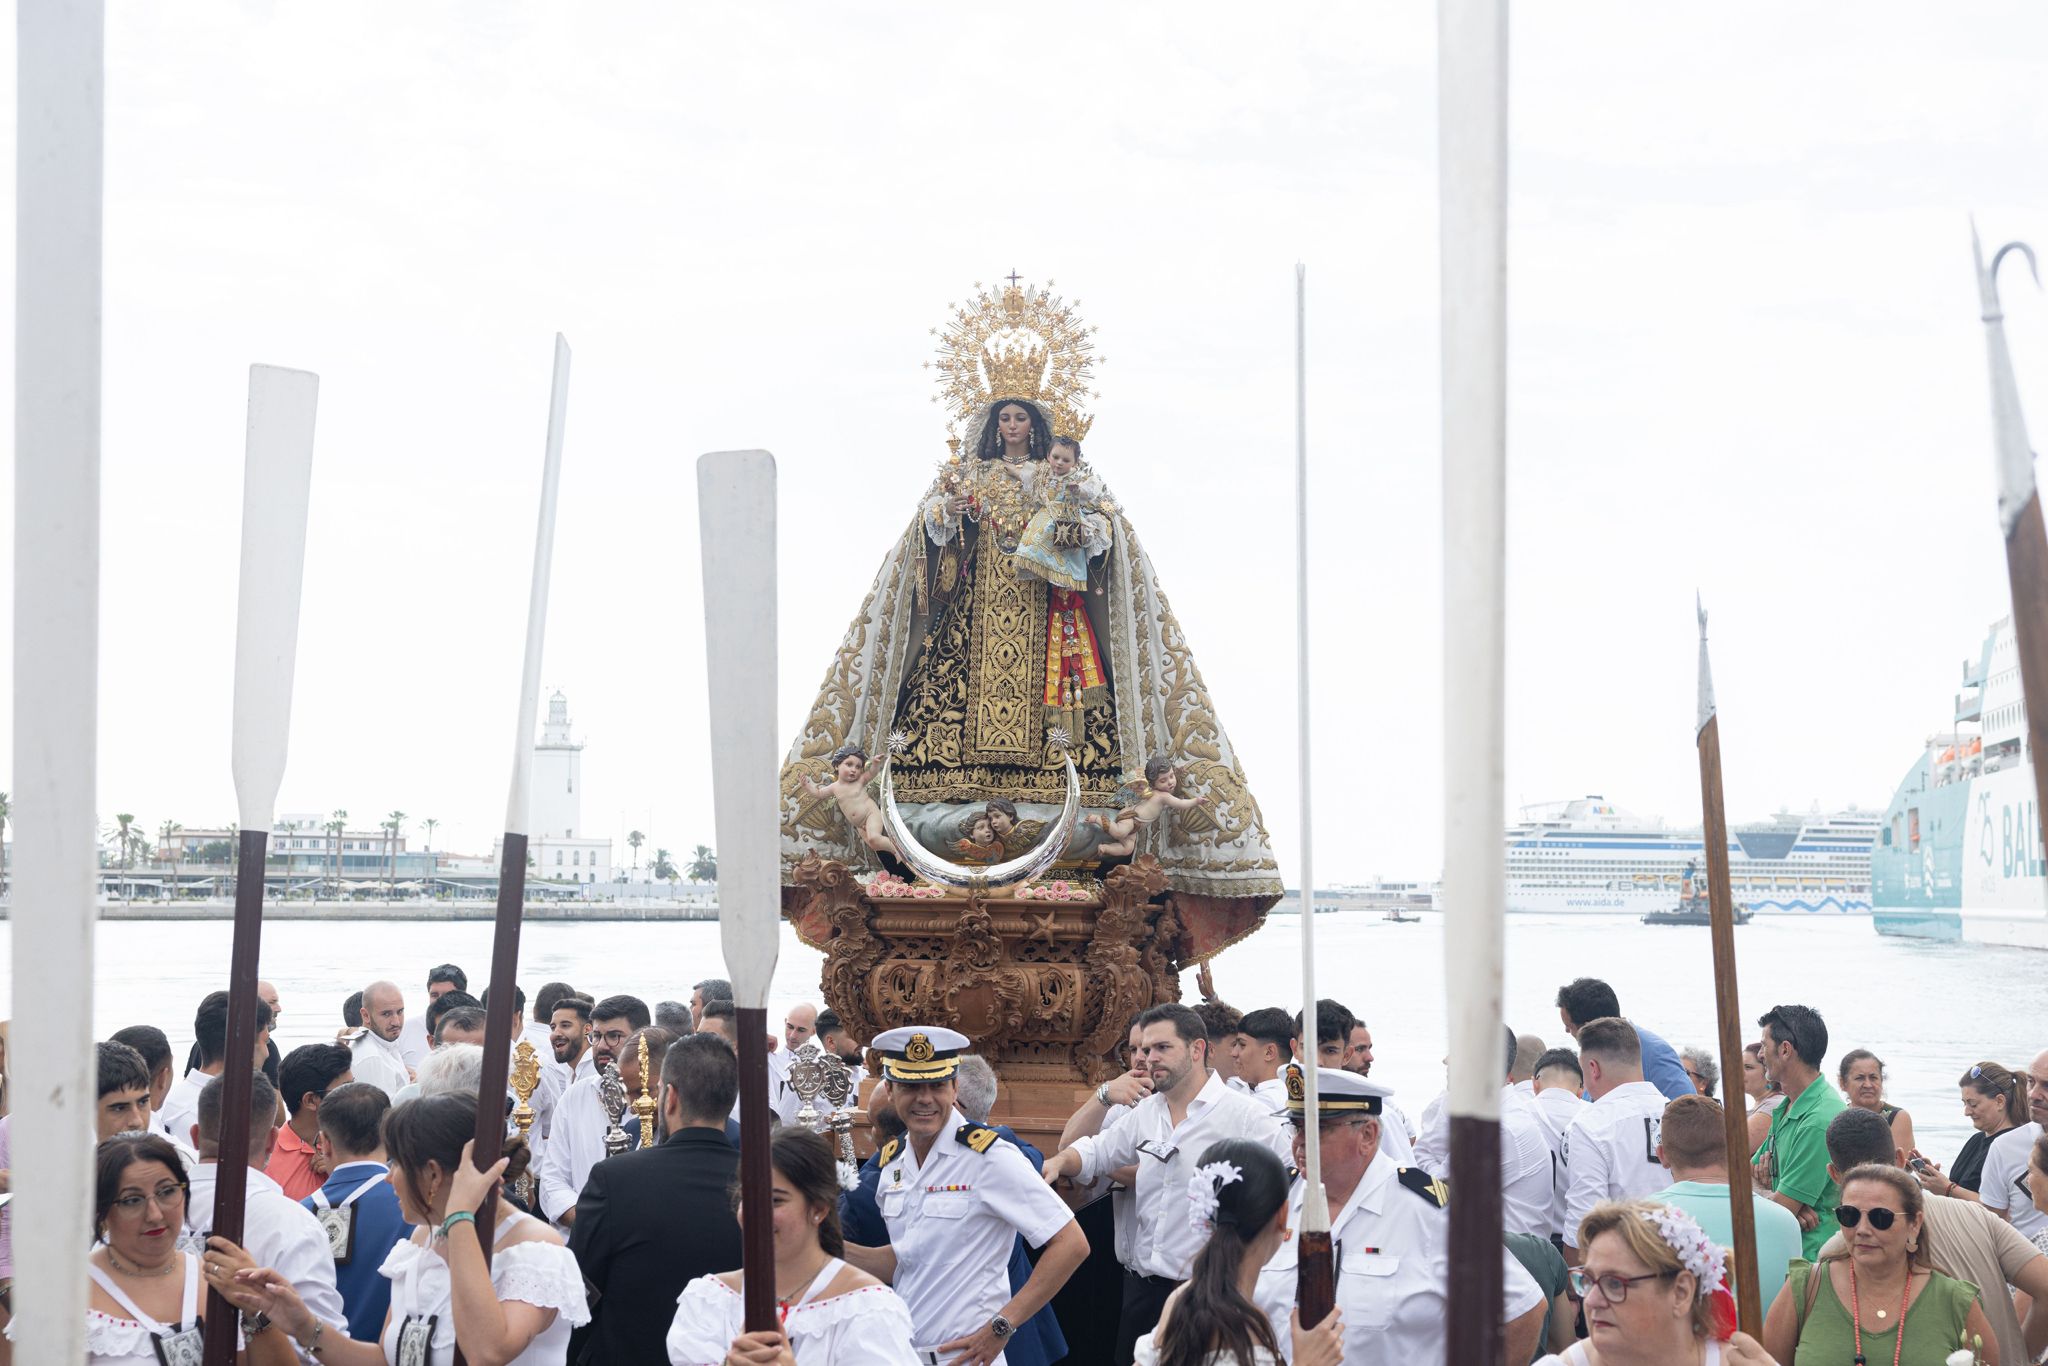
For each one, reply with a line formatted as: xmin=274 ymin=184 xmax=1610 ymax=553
xmin=504 ymin=334 xmax=571 ymax=836
xmin=231 ymin=364 xmax=318 ymax=830
xmin=699 ymin=450 xmax=780 ymax=1010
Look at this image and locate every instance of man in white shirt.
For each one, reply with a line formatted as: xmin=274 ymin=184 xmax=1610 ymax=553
xmin=1489 ymin=1027 xmax=1559 ymax=1239
xmin=1042 ymin=1002 xmax=1293 ymax=1364
xmin=1980 ymin=1045 xmax=2048 ymax=1243
xmin=1560 ymin=1017 xmax=1673 ymax=1262
xmin=1234 ymin=1007 xmax=1294 ymax=1115
xmin=843 ymin=1026 xmax=1088 ymax=1364
xmin=531 ymin=992 xmax=594 ymax=1161
xmin=1530 ymin=1046 xmax=1588 ymax=1239
xmin=185 ymin=1071 xmax=346 ymax=1357
xmin=159 ymin=990 xmax=273 ymax=1145
xmin=538 ymin=994 xmax=649 ymax=1226
xmin=1054 ymin=1018 xmax=1149 ymax=1278
xmin=346 ymin=981 xmax=412 ymax=1097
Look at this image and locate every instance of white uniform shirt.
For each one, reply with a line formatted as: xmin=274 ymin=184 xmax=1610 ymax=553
xmin=1413 ymin=1090 xmax=1449 ymax=1175
xmin=155 ymin=1067 xmax=213 ymax=1148
xmin=1980 ymin=1121 xmax=2048 ymax=1240
xmin=348 ymin=1029 xmax=411 ymax=1098
xmin=396 ymin=1015 xmax=430 ymax=1071
xmin=1254 ymin=1149 xmax=1545 ymax=1366
xmin=1560 ymin=1079 xmax=1670 ymax=1246
xmin=877 ymin=1109 xmax=1075 ymax=1353
xmin=186 ymin=1163 xmax=346 ymax=1358
xmin=1498 ymin=1086 xmax=1557 ymax=1239
xmin=1070 ymin=1070 xmax=1293 ymax=1280
xmin=1530 ymin=1085 xmax=1587 ymax=1239
xmin=538 ymin=1070 xmax=617 ymax=1223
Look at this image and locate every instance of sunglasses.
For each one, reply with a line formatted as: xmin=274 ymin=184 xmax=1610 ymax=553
xmin=1834 ymin=1204 xmax=1898 ymax=1231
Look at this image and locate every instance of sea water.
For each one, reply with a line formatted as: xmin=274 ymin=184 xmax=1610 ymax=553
xmin=8 ymin=912 xmax=2027 ymax=1165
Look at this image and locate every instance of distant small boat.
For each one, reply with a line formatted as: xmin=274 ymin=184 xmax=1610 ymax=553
xmin=1382 ymin=910 xmax=1420 ymax=924
xmin=1642 ymin=896 xmax=1751 ymax=927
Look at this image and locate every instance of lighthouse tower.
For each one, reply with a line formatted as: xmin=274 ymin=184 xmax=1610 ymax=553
xmin=526 ymin=692 xmax=612 ymax=885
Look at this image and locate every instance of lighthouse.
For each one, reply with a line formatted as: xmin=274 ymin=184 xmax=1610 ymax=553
xmin=527 ymin=691 xmax=612 ymax=884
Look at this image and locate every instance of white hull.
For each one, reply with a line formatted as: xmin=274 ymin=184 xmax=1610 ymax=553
xmin=1506 ymin=885 xmax=1868 ymax=916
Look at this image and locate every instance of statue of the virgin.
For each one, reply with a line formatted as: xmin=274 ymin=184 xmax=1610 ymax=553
xmin=779 ymin=275 xmax=1281 ymax=919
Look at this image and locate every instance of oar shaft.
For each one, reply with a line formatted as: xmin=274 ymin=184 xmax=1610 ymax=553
xmin=1697 ymin=715 xmax=1762 ymax=1336
xmin=470 ymin=832 xmax=529 ymax=1258
xmin=736 ymin=1010 xmax=778 ymax=1331
xmin=2005 ymin=493 xmax=2048 ymax=851
xmin=203 ymin=828 xmax=272 ymax=1364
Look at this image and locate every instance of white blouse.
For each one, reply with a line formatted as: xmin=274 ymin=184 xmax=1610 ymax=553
xmin=376 ymin=1211 xmax=589 ymax=1365
xmin=1133 ymin=1333 xmax=1281 ymax=1366
xmin=665 ymin=1263 xmax=919 ymax=1366
xmin=47 ymin=1252 xmax=229 ymax=1366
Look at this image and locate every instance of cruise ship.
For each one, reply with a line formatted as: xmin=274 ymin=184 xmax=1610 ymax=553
xmin=1872 ymin=617 xmax=2048 ymax=948
xmin=1506 ymin=798 xmax=1878 ymax=915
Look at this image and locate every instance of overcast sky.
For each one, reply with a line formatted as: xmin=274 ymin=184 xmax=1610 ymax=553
xmin=4 ymin=4 xmax=2048 ymax=883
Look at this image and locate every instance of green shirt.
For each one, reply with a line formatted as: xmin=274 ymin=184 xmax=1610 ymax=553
xmin=1757 ymin=1076 xmax=1848 ymax=1259
xmin=1784 ymin=1261 xmax=1980 ymax=1365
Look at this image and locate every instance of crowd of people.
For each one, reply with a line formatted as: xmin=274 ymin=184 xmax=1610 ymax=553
xmin=1 ymin=966 xmax=2041 ymax=1364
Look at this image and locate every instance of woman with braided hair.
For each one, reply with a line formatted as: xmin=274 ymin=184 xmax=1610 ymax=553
xmin=1139 ymin=1139 xmax=1341 ymax=1366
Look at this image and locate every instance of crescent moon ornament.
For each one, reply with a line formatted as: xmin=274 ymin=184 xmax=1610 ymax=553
xmin=882 ymin=754 xmax=1083 ymax=889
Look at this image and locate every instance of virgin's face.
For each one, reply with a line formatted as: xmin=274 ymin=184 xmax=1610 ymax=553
xmin=996 ymin=404 xmax=1032 ymax=447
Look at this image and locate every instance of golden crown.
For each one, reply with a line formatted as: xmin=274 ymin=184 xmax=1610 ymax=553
xmin=927 ymin=271 xmax=1100 ymax=444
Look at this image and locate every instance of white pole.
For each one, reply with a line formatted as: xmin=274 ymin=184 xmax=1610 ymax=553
xmin=1441 ymin=0 xmax=1509 ymax=1354
xmin=1295 ymin=265 xmax=1326 ymax=1207
xmin=13 ymin=0 xmax=103 ymax=1358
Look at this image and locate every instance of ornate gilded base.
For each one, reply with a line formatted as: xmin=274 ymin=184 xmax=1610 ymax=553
xmin=783 ymin=853 xmax=1240 ymax=1154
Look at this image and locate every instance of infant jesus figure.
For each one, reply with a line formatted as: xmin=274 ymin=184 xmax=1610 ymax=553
xmin=801 ymin=744 xmax=903 ymax=861
xmin=1086 ymin=755 xmax=1209 ymax=857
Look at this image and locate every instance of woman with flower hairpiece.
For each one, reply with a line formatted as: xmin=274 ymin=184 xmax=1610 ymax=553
xmin=1139 ymin=1140 xmax=1340 ymax=1366
xmin=1761 ymin=1165 xmax=1998 ymax=1365
xmin=1538 ymin=1200 xmax=1780 ymax=1366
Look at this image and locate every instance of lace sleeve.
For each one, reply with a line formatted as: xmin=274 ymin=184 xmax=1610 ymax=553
xmin=491 ymin=1240 xmax=591 ymax=1325
xmin=796 ymin=1286 xmax=920 ymax=1365
xmin=666 ymin=1275 xmax=742 ymax=1365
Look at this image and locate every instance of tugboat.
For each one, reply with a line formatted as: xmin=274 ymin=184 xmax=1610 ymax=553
xmin=1382 ymin=909 xmax=1420 ymax=924
xmin=1641 ymin=861 xmax=1751 ymax=927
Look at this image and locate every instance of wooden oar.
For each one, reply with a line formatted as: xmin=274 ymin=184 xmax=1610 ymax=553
xmin=12 ymin=1 xmax=104 ymax=1356
xmin=1440 ymin=0 xmax=1510 ymax=1359
xmin=1971 ymin=227 xmax=2048 ymax=849
xmin=1292 ymin=264 xmax=1334 ymax=1328
xmin=203 ymin=366 xmax=320 ymax=1366
xmin=697 ymin=449 xmax=781 ymax=1332
xmin=471 ymin=335 xmax=572 ymax=1255
xmin=1694 ymin=599 xmax=1762 ymax=1337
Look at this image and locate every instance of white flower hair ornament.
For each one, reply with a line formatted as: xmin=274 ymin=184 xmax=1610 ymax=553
xmin=1639 ymin=1205 xmax=1737 ymax=1338
xmin=1187 ymin=1160 xmax=1245 ymax=1236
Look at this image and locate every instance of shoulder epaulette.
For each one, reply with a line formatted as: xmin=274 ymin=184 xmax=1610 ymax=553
xmin=337 ymin=1027 xmax=367 ymax=1044
xmin=956 ymin=1123 xmax=1001 ymax=1154
xmin=1397 ymin=1166 xmax=1450 ymax=1208
xmin=878 ymin=1137 xmax=902 ymax=1165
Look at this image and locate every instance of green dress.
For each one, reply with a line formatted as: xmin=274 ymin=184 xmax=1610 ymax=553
xmin=1785 ymin=1260 xmax=1980 ymax=1364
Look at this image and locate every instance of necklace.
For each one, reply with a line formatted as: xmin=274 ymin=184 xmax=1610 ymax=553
xmin=104 ymin=1246 xmax=179 ymax=1279
xmin=1001 ymin=450 xmax=1027 ymax=464
xmin=1847 ymin=1260 xmax=1912 ymax=1366
xmin=774 ymin=1252 xmax=832 ymax=1303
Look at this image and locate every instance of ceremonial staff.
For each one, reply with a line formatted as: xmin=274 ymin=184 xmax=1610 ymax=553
xmin=203 ymin=366 xmax=321 ymax=1366
xmin=1292 ymin=264 xmax=1334 ymax=1327
xmin=470 ymin=335 xmax=572 ymax=1257
xmin=1972 ymin=226 xmax=2048 ymax=836
xmin=13 ymin=1 xmax=103 ymax=1356
xmin=697 ymin=449 xmax=781 ymax=1331
xmin=1440 ymin=0 xmax=1509 ymax=1360
xmin=1694 ymin=600 xmax=1762 ymax=1337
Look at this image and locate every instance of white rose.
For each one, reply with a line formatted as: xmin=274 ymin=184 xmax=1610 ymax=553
xmin=1946 ymin=1351 xmax=1978 ymax=1366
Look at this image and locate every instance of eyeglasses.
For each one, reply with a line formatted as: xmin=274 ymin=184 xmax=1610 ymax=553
xmin=111 ymin=1182 xmax=186 ymax=1215
xmin=594 ymin=1029 xmax=632 ymax=1047
xmin=1834 ymin=1204 xmax=1898 ymax=1231
xmin=1567 ymin=1268 xmax=1672 ymax=1304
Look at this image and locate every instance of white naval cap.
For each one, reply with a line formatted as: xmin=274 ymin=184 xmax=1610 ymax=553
xmin=1283 ymin=1062 xmax=1394 ymax=1117
xmin=871 ymin=1025 xmax=973 ymax=1083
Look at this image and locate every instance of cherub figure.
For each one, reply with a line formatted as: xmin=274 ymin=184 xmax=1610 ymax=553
xmin=1086 ymin=755 xmax=1209 ymax=857
xmin=953 ymin=810 xmax=1005 ymax=863
xmin=800 ymin=744 xmax=902 ymax=861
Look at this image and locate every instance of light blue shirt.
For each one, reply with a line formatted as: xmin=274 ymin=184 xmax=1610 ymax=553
xmin=1651 ymin=1178 xmax=1806 ymax=1312
xmin=1634 ymin=1024 xmax=1697 ymax=1102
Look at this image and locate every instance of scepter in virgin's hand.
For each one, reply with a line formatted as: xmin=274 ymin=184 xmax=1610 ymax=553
xmin=697 ymin=450 xmax=781 ymax=1332
xmin=1972 ymin=226 xmax=2048 ymax=844
xmin=1694 ymin=599 xmax=1762 ymax=1337
xmin=203 ymin=365 xmax=320 ymax=1366
xmin=470 ymin=335 xmax=572 ymax=1261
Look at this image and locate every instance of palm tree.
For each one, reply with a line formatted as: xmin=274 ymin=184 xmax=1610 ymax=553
xmin=652 ymin=848 xmax=677 ymax=890
xmin=328 ymin=809 xmax=348 ymax=896
xmin=688 ymin=845 xmax=717 ymax=883
xmin=386 ymin=810 xmax=407 ymax=897
xmin=628 ymin=830 xmax=645 ymax=874
xmin=422 ymin=817 xmax=438 ymax=851
xmin=159 ymin=820 xmax=183 ymax=899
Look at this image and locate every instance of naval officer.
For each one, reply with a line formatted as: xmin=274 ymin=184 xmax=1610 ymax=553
xmin=841 ymin=1026 xmax=1089 ymax=1366
xmin=1253 ymin=1066 xmax=1549 ymax=1365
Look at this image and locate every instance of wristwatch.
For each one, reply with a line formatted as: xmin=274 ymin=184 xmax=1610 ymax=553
xmin=990 ymin=1315 xmax=1014 ymax=1341
xmin=243 ymin=1311 xmax=273 ymax=1336
xmin=1094 ymin=1083 xmax=1112 ymax=1107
